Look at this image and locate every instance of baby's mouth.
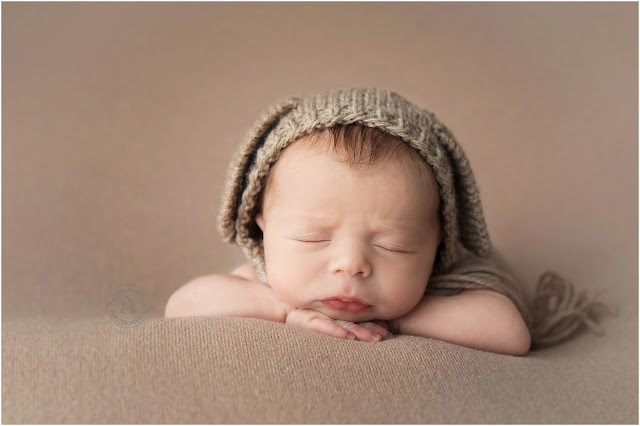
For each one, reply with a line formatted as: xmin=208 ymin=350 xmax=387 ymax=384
xmin=320 ymin=298 xmax=373 ymax=312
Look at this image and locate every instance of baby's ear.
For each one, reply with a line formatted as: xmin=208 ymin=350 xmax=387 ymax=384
xmin=255 ymin=212 xmax=264 ymax=231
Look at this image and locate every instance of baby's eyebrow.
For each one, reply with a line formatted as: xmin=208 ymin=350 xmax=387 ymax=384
xmin=374 ymin=217 xmax=425 ymax=232
xmin=279 ymin=213 xmax=337 ymax=228
xmin=375 ymin=223 xmax=425 ymax=239
xmin=277 ymin=210 xmax=428 ymax=235
xmin=303 ymin=219 xmax=424 ymax=238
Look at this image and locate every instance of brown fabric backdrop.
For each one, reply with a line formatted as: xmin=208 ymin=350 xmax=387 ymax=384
xmin=3 ymin=2 xmax=636 ymax=321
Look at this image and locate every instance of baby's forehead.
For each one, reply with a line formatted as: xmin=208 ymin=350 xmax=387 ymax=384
xmin=263 ymin=129 xmax=441 ymax=212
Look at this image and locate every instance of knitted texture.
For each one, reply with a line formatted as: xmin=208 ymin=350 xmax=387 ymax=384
xmin=218 ymin=87 xmax=609 ymax=347
xmin=219 ymin=88 xmax=489 ymax=269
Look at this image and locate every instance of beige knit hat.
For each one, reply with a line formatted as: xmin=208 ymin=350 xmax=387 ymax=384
xmin=218 ymin=87 xmax=611 ymax=348
xmin=219 ymin=88 xmax=490 ymax=274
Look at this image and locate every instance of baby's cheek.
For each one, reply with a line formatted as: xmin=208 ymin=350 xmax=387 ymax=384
xmin=380 ymin=294 xmax=418 ymax=318
xmin=265 ymin=262 xmax=307 ymax=307
xmin=379 ymin=278 xmax=427 ymax=318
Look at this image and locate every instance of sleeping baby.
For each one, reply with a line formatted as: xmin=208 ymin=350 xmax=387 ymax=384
xmin=165 ymin=88 xmax=605 ymax=355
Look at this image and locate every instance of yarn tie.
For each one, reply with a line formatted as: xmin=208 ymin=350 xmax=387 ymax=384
xmin=531 ymin=272 xmax=614 ymax=348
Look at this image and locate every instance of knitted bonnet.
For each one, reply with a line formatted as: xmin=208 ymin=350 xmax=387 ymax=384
xmin=218 ymin=87 xmax=610 ymax=348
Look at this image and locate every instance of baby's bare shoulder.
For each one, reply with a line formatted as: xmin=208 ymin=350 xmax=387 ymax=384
xmin=231 ymin=262 xmax=260 ymax=282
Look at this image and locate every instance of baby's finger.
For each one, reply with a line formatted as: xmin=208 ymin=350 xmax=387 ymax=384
xmin=358 ymin=321 xmax=394 ymax=340
xmin=373 ymin=319 xmax=399 ymax=335
xmin=307 ymin=317 xmax=357 ymax=340
xmin=286 ymin=309 xmax=356 ymax=340
xmin=335 ymin=320 xmax=383 ymax=342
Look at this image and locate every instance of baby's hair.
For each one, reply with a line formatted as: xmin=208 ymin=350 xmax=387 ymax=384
xmin=261 ymin=123 xmax=441 ymax=215
xmin=310 ymin=124 xmax=420 ymax=168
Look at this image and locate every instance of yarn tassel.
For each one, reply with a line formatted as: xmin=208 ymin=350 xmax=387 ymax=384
xmin=530 ymin=272 xmax=615 ymax=349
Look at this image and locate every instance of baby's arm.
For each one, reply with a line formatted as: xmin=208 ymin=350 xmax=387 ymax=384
xmin=165 ymin=264 xmax=389 ymax=342
xmin=390 ymin=290 xmax=531 ymax=356
xmin=164 ymin=264 xmax=286 ymax=322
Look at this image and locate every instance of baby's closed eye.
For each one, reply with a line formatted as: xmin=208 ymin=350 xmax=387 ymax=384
xmin=373 ymin=243 xmax=414 ymax=254
xmin=289 ymin=236 xmax=330 ymax=243
xmin=288 ymin=236 xmax=415 ymax=254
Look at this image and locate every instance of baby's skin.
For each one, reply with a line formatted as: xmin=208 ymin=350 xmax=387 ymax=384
xmin=166 ymin=133 xmax=531 ymax=355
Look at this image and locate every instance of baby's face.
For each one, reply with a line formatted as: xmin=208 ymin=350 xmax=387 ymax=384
xmin=255 ymin=136 xmax=442 ymax=322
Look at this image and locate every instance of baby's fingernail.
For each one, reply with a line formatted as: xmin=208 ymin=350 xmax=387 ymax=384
xmin=370 ymin=334 xmax=381 ymax=342
xmin=346 ymin=333 xmax=356 ymax=340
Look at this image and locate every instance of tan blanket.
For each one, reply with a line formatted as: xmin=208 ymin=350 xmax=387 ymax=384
xmin=2 ymin=315 xmax=636 ymax=423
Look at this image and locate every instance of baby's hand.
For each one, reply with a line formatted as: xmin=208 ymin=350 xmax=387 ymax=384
xmin=284 ymin=307 xmax=394 ymax=342
xmin=358 ymin=319 xmax=397 ymax=336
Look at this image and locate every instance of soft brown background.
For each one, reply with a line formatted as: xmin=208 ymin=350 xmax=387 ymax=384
xmin=2 ymin=4 xmax=638 ymax=424
xmin=3 ymin=1 xmax=637 ymax=335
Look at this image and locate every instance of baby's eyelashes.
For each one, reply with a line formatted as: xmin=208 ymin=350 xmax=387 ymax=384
xmin=288 ymin=237 xmax=414 ymax=254
xmin=373 ymin=244 xmax=414 ymax=254
xmin=290 ymin=237 xmax=330 ymax=243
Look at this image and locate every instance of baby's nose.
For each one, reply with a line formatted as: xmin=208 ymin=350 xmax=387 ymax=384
xmin=329 ymin=241 xmax=372 ymax=278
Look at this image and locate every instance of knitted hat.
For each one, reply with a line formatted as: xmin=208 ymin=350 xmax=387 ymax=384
xmin=219 ymin=88 xmax=490 ymax=277
xmin=218 ymin=87 xmax=611 ymax=348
